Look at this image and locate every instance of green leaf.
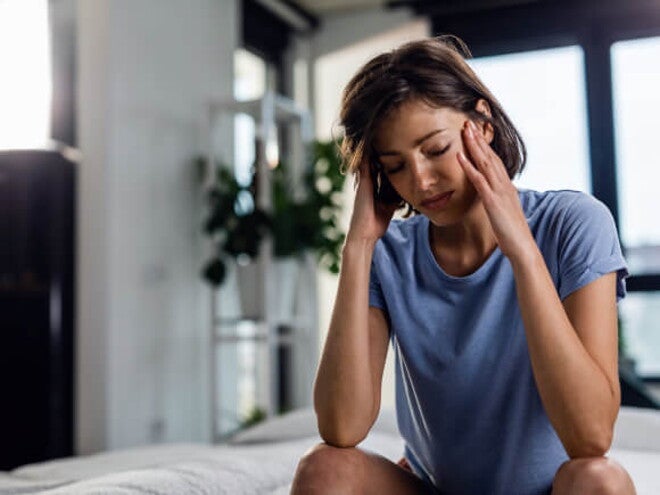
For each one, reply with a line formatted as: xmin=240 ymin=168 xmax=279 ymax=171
xmin=198 ymin=139 xmax=347 ymax=286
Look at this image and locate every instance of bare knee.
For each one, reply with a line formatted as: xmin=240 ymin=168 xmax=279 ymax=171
xmin=552 ymin=457 xmax=636 ymax=495
xmin=290 ymin=443 xmax=368 ymax=495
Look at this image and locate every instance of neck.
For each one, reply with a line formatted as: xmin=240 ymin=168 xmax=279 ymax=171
xmin=428 ymin=202 xmax=498 ymax=277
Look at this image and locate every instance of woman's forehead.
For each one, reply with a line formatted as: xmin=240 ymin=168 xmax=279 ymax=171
xmin=373 ymin=101 xmax=463 ymax=148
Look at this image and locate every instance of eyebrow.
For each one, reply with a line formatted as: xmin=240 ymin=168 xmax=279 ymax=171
xmin=376 ymin=128 xmax=447 ymax=157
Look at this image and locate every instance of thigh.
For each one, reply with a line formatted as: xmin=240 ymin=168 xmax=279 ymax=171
xmin=292 ymin=443 xmax=437 ymax=495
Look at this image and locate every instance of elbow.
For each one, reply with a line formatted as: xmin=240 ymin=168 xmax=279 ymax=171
xmin=565 ymin=424 xmax=613 ymax=459
xmin=318 ymin=426 xmax=367 ymax=448
xmin=313 ymin=391 xmax=377 ymax=448
xmin=316 ymin=416 xmax=369 ymax=448
xmin=315 ymin=409 xmax=371 ymax=448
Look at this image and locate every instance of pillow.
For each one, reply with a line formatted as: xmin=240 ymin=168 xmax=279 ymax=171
xmin=229 ymin=407 xmax=400 ymax=445
xmin=229 ymin=408 xmax=318 ymax=445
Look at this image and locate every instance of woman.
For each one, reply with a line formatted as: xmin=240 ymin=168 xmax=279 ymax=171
xmin=290 ymin=36 xmax=636 ymax=494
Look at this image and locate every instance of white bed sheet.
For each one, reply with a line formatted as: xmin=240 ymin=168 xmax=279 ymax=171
xmin=1 ymin=406 xmax=658 ymax=494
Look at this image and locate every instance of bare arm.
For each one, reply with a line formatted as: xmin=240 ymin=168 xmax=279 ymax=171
xmin=314 ymin=162 xmax=397 ymax=447
xmin=458 ymin=119 xmax=620 ymax=458
xmin=314 ymin=240 xmax=390 ymax=447
xmin=511 ymin=255 xmax=619 ymax=457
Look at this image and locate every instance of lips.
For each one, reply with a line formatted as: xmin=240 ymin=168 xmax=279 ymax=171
xmin=421 ymin=191 xmax=454 ymax=210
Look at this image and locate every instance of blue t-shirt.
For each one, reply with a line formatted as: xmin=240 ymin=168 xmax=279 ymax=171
xmin=369 ymin=189 xmax=628 ymax=495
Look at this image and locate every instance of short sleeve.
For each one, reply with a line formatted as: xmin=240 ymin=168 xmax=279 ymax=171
xmin=557 ymin=194 xmax=629 ymax=301
xmin=369 ymin=255 xmax=388 ymax=311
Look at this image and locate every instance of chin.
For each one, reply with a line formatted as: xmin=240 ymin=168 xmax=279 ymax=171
xmin=424 ymin=197 xmax=479 ymax=227
xmin=425 ymin=210 xmax=463 ymax=228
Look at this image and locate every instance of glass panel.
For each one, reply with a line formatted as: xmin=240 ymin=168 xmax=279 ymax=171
xmin=624 ymin=246 xmax=660 ymax=275
xmin=234 ymin=49 xmax=266 ymax=101
xmin=0 ymin=0 xmax=51 ymax=149
xmin=469 ymin=46 xmax=591 ymax=193
xmin=612 ymin=37 xmax=660 ymax=265
xmin=234 ymin=49 xmax=267 ymax=186
xmin=619 ymin=292 xmax=660 ymax=378
xmin=215 ymin=320 xmax=270 ymax=438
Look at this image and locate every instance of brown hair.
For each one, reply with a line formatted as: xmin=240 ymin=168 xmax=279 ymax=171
xmin=338 ymin=35 xmax=526 ymax=208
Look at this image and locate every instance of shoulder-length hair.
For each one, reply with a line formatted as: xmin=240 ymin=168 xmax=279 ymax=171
xmin=338 ymin=35 xmax=526 ymax=206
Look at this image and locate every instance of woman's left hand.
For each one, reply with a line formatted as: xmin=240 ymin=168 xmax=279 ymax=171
xmin=457 ymin=120 xmax=537 ymax=262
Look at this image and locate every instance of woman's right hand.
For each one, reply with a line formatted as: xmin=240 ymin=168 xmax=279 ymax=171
xmin=347 ymin=161 xmax=398 ymax=244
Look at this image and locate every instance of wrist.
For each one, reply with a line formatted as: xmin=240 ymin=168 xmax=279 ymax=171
xmin=344 ymin=233 xmax=379 ymax=253
xmin=508 ymin=240 xmax=544 ymax=272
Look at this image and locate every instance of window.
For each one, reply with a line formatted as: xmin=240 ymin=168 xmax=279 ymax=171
xmin=0 ymin=0 xmax=51 ymax=149
xmin=469 ymin=46 xmax=591 ymax=193
xmin=234 ymin=48 xmax=268 ymax=186
xmin=612 ymin=36 xmax=660 ymax=269
xmin=619 ymin=292 xmax=660 ymax=377
xmin=612 ymin=36 xmax=660 ymax=377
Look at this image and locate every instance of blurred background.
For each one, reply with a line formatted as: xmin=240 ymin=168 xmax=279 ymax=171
xmin=1 ymin=0 xmax=659 ymax=471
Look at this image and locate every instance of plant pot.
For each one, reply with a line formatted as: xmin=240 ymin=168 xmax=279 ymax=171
xmin=234 ymin=257 xmax=301 ymax=322
xmin=236 ymin=261 xmax=265 ymax=319
xmin=267 ymin=257 xmax=301 ymax=325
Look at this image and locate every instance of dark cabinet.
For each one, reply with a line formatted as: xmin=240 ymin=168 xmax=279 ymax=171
xmin=0 ymin=150 xmax=75 ymax=470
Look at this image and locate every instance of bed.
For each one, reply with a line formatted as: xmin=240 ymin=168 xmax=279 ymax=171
xmin=1 ymin=406 xmax=659 ymax=494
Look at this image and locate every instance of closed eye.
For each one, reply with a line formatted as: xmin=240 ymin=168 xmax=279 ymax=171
xmin=381 ymin=143 xmax=451 ymax=174
xmin=383 ymin=162 xmax=404 ymax=175
xmin=425 ymin=143 xmax=451 ymax=157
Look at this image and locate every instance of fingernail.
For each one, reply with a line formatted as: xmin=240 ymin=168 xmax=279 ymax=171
xmin=465 ymin=122 xmax=473 ymax=138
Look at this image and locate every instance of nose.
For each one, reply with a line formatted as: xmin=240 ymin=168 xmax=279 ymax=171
xmin=409 ymin=153 xmax=436 ymax=192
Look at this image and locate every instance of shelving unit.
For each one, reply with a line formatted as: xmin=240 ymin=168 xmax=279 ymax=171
xmin=206 ymin=92 xmax=318 ymax=441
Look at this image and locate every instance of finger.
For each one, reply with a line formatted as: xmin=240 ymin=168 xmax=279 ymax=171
xmin=466 ymin=121 xmax=499 ymax=175
xmin=467 ymin=121 xmax=509 ymax=184
xmin=457 ymin=150 xmax=494 ymax=201
xmin=356 ymin=160 xmax=372 ymax=191
xmin=468 ymin=120 xmax=491 ymax=156
xmin=462 ymin=121 xmax=494 ymax=180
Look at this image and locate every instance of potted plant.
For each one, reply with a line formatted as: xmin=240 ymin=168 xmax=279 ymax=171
xmin=200 ymin=162 xmax=271 ymax=287
xmin=200 ymin=139 xmax=346 ymax=289
xmin=270 ymin=140 xmax=345 ymax=273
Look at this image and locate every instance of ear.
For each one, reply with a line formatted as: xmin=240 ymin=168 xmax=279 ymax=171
xmin=474 ymin=99 xmax=495 ymax=144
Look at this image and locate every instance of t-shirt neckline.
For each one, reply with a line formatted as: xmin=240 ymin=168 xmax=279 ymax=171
xmin=419 ymin=215 xmax=503 ymax=284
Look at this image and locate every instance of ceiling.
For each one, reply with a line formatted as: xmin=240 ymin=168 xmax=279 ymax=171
xmin=292 ymin=0 xmax=388 ymax=15
xmin=291 ymin=0 xmax=543 ymax=17
xmin=254 ymin=0 xmax=548 ymax=34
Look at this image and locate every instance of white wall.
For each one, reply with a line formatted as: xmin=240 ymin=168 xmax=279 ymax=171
xmin=311 ymin=16 xmax=430 ymax=410
xmin=313 ymin=18 xmax=430 ymax=140
xmin=76 ymin=0 xmax=237 ymax=453
xmin=311 ymin=7 xmax=417 ymax=60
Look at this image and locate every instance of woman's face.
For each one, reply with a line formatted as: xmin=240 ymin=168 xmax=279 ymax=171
xmin=373 ymin=98 xmax=483 ymax=226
